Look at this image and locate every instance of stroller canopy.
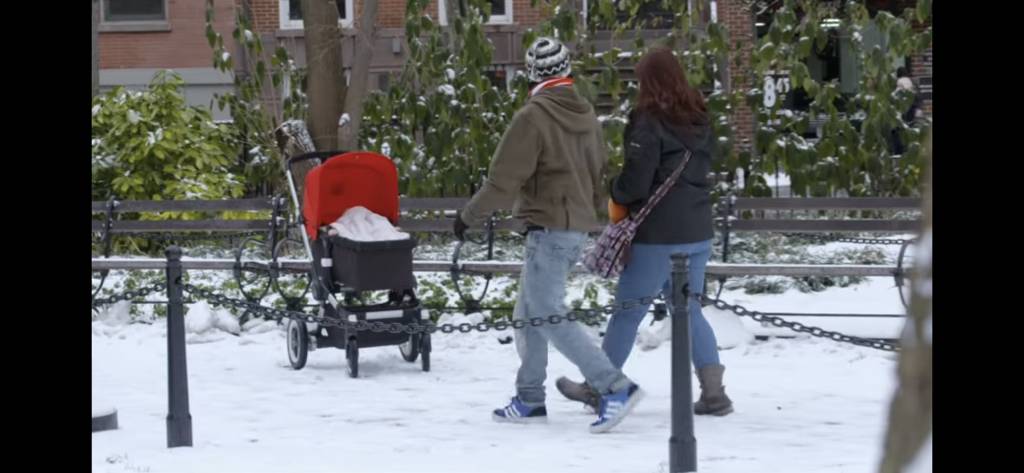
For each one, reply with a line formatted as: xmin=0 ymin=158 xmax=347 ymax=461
xmin=302 ymin=151 xmax=400 ymax=239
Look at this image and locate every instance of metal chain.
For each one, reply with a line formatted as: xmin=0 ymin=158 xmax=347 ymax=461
xmin=101 ymin=281 xmax=900 ymax=352
xmin=183 ymin=283 xmax=657 ymax=335
xmin=92 ymin=282 xmax=168 ymax=308
xmin=699 ymin=294 xmax=900 ymax=352
xmin=120 ymin=279 xmax=902 ymax=350
xmin=781 ymin=232 xmax=916 ymax=246
xmin=422 ymin=304 xmax=668 ymax=318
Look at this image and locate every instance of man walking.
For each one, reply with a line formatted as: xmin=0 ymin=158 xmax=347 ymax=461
xmin=454 ymin=37 xmax=643 ymax=433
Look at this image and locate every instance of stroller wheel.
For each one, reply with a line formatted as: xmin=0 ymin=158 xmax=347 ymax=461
xmin=420 ymin=334 xmax=431 ymax=372
xmin=398 ymin=334 xmax=420 ymax=362
xmin=286 ymin=318 xmax=308 ymax=370
xmin=346 ymin=338 xmax=359 ymax=378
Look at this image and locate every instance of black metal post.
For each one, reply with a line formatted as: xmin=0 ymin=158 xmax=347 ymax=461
xmin=713 ymin=191 xmax=734 ymax=300
xmin=669 ymin=253 xmax=696 ymax=472
xmin=721 ymin=193 xmax=735 ymax=265
xmin=165 ymin=246 xmax=193 ymax=448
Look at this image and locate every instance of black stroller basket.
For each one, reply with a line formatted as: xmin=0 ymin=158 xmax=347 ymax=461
xmin=312 ymin=235 xmax=417 ymax=294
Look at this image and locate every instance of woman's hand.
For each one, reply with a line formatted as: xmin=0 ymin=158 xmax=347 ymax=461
xmin=608 ymin=198 xmax=628 ymax=223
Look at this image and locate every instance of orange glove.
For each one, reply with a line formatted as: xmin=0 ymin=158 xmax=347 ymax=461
xmin=608 ymin=198 xmax=628 ymax=223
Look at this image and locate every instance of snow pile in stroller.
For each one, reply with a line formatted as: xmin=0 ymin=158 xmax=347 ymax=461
xmin=327 ymin=206 xmax=410 ymax=242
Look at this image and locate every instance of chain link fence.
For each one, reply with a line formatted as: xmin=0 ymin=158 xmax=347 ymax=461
xmin=92 ymin=282 xmax=167 ymax=309
xmin=698 ymin=294 xmax=899 ymax=351
xmin=92 ymin=279 xmax=899 ymax=352
xmin=182 ymin=282 xmax=651 ymax=334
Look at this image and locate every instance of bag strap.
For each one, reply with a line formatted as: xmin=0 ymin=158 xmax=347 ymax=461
xmin=632 ymin=148 xmax=693 ymax=222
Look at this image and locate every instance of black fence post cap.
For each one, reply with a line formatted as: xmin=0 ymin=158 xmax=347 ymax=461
xmin=165 ymin=245 xmax=182 ymax=261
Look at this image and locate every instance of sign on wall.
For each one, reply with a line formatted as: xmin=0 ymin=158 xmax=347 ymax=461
xmin=763 ymin=70 xmax=793 ymax=109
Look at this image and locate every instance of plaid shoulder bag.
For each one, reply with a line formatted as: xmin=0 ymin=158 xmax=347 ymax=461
xmin=583 ymin=149 xmax=692 ymax=278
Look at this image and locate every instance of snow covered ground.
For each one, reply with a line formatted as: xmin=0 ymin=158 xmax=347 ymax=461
xmin=93 ymin=277 xmax=908 ymax=473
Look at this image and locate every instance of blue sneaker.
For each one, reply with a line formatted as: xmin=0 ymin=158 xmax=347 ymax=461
xmin=589 ymin=383 xmax=645 ymax=433
xmin=492 ymin=396 xmax=548 ymax=424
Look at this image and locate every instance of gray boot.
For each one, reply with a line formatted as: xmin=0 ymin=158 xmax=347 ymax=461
xmin=694 ymin=364 xmax=733 ymax=416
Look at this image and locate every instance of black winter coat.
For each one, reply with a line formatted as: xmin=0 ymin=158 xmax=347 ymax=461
xmin=610 ymin=111 xmax=715 ymax=244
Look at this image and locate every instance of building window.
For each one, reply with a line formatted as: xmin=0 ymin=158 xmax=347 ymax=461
xmin=439 ymin=0 xmax=513 ymax=26
xmin=598 ymin=0 xmax=675 ymax=28
xmin=102 ymin=0 xmax=166 ymax=22
xmin=98 ymin=0 xmax=170 ymax=32
xmin=488 ymin=0 xmax=508 ymax=18
xmin=280 ymin=0 xmax=354 ymax=30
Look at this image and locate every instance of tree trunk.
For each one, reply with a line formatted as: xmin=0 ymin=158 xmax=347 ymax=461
xmin=878 ymin=132 xmax=932 ymax=473
xmin=338 ymin=0 xmax=379 ymax=151
xmin=93 ymin=0 xmax=100 ymax=97
xmin=302 ymin=0 xmax=346 ymax=151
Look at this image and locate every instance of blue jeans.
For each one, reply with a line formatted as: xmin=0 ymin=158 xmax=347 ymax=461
xmin=514 ymin=229 xmax=633 ymax=406
xmin=601 ymin=239 xmax=721 ymax=369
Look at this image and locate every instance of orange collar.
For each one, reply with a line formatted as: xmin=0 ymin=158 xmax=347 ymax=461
xmin=530 ymin=77 xmax=574 ymax=97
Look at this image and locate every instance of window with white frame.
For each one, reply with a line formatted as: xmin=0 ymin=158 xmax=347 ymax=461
xmin=101 ymin=0 xmax=167 ymax=23
xmin=280 ymin=0 xmax=353 ymax=30
xmin=282 ymin=68 xmax=350 ymax=100
xmin=439 ymin=0 xmax=513 ymax=26
xmin=487 ymin=0 xmax=510 ymax=19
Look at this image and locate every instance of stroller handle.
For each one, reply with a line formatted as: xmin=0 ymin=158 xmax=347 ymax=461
xmin=286 ymin=150 xmax=349 ymax=170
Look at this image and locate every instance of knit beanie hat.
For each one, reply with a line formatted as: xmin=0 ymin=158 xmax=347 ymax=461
xmin=525 ymin=37 xmax=572 ymax=83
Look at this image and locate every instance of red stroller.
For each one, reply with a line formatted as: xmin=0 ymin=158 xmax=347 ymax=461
xmin=283 ymin=151 xmax=430 ymax=377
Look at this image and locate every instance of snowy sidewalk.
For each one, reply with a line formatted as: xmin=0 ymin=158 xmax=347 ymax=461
xmin=93 ymin=300 xmax=901 ymax=473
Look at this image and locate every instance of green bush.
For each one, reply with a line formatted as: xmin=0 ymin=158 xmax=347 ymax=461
xmin=92 ymin=70 xmax=244 ymax=203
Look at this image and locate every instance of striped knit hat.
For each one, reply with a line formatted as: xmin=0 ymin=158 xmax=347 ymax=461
xmin=525 ymin=37 xmax=572 ymax=83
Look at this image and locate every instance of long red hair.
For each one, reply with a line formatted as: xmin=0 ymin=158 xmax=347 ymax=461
xmin=634 ymin=48 xmax=709 ymax=129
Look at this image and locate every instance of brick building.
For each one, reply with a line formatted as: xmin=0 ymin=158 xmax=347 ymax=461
xmin=97 ymin=0 xmax=931 ymax=143
xmin=98 ymin=0 xmax=238 ymax=119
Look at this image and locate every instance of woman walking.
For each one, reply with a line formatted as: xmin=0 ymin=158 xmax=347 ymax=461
xmin=558 ymin=48 xmax=733 ymax=416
